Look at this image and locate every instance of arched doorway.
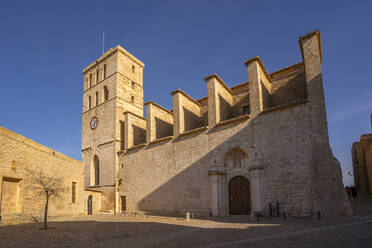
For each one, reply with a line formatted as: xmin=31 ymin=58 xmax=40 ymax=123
xmin=229 ymin=176 xmax=251 ymax=215
xmin=87 ymin=195 xmax=93 ymax=215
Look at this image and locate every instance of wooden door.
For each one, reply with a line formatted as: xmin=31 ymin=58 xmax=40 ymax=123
xmin=229 ymin=176 xmax=251 ymax=215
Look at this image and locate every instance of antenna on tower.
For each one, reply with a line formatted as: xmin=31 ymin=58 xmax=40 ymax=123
xmin=102 ymin=32 xmax=105 ymax=55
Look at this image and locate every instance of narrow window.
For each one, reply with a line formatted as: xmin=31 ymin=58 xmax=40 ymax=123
xmin=72 ymin=182 xmax=76 ymax=203
xmin=104 ymin=86 xmax=109 ymax=101
xmin=120 ymin=121 xmax=125 ymax=150
xmin=131 ymin=96 xmax=134 ymax=103
xmin=96 ymin=69 xmax=99 ymax=84
xmin=94 ymin=155 xmax=100 ymax=185
xmin=132 ymin=65 xmax=135 ymax=73
xmin=89 ymin=74 xmax=92 ymax=88
xmin=95 ymin=91 xmax=99 ymax=106
xmin=121 ymin=195 xmax=126 ymax=212
xmin=88 ymin=96 xmax=92 ymax=110
xmin=131 ymin=81 xmax=135 ymax=89
xmin=103 ymin=64 xmax=106 ymax=79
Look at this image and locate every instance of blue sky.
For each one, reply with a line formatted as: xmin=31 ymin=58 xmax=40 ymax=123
xmin=0 ymin=1 xmax=371 ymax=185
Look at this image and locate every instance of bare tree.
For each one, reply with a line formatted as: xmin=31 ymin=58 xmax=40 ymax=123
xmin=24 ymin=167 xmax=66 ymax=229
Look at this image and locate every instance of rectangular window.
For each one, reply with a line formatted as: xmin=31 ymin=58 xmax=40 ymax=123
xmin=120 ymin=121 xmax=125 ymax=150
xmin=121 ymin=195 xmax=126 ymax=212
xmin=72 ymin=182 xmax=76 ymax=203
xmin=96 ymin=70 xmax=99 ymax=84
xmin=103 ymin=64 xmax=106 ymax=79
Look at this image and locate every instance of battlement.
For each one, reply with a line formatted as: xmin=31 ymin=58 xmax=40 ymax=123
xmin=115 ymin=31 xmax=321 ymax=151
xmin=117 ymin=31 xmax=320 ymax=151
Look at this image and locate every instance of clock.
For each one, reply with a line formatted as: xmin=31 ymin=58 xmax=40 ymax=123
xmin=90 ymin=116 xmax=98 ymax=130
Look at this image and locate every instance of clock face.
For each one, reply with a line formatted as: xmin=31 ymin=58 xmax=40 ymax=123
xmin=90 ymin=116 xmax=98 ymax=130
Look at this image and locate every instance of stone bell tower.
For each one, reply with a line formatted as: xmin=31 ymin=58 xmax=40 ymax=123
xmin=81 ymin=46 xmax=144 ymax=212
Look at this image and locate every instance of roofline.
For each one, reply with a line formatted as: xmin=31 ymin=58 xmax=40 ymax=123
xmin=83 ymin=45 xmax=145 ymax=74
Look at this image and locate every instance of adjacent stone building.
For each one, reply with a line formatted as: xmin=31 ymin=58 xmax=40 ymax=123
xmin=0 ymin=127 xmax=102 ymax=225
xmin=352 ymin=113 xmax=372 ymax=198
xmin=83 ymin=30 xmax=352 ymax=217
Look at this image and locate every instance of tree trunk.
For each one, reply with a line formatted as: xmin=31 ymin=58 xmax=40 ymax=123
xmin=44 ymin=194 xmax=49 ymax=229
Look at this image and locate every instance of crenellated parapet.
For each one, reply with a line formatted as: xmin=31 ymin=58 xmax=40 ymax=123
xmin=118 ymin=31 xmax=326 ymax=152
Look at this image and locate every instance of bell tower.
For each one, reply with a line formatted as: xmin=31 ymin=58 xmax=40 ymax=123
xmin=81 ymin=46 xmax=144 ymax=211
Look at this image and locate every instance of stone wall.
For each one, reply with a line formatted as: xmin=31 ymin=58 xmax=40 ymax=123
xmin=0 ymin=127 xmax=101 ymax=225
xmin=352 ymin=133 xmax=372 ymax=197
xmin=119 ymin=102 xmax=316 ymax=216
xmin=117 ymin=30 xmax=351 ymax=218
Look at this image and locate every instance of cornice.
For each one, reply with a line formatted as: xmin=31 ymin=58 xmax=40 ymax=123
xmin=82 ymin=95 xmax=143 ymax=115
xmin=83 ymin=70 xmax=142 ymax=94
xmin=83 ymin=45 xmax=145 ymax=74
xmin=269 ymin=62 xmax=304 ymax=79
xmin=230 ymin=81 xmax=250 ymax=90
xmin=216 ymin=114 xmax=250 ymax=127
xmin=126 ymin=143 xmax=146 ymax=151
xmin=261 ymin=98 xmax=308 ymax=114
xmin=171 ymin=89 xmax=201 ymax=107
xmin=149 ymin=136 xmax=173 ymax=145
xmin=177 ymin=126 xmax=208 ymax=137
xmin=123 ymin=111 xmax=146 ymax=121
xmin=0 ymin=126 xmax=82 ymax=165
xmin=197 ymin=96 xmax=208 ymax=103
xmin=145 ymin=101 xmax=173 ymax=115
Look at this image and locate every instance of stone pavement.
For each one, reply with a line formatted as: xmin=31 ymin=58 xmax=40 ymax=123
xmin=0 ymin=200 xmax=371 ymax=248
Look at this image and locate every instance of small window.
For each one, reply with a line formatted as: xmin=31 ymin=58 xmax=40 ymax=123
xmin=131 ymin=81 xmax=135 ymax=89
xmin=131 ymin=65 xmax=135 ymax=73
xmin=120 ymin=121 xmax=125 ymax=150
xmin=243 ymin=106 xmax=250 ymax=115
xmin=72 ymin=182 xmax=77 ymax=203
xmin=96 ymin=70 xmax=99 ymax=84
xmin=94 ymin=155 xmax=100 ymax=185
xmin=95 ymin=92 xmax=99 ymax=106
xmin=103 ymin=64 xmax=106 ymax=79
xmin=104 ymin=86 xmax=109 ymax=101
xmin=89 ymin=74 xmax=92 ymax=88
xmin=88 ymin=96 xmax=92 ymax=109
xmin=131 ymin=96 xmax=134 ymax=103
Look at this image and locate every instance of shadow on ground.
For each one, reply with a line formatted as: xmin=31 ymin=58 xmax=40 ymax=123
xmin=1 ymin=200 xmax=372 ymax=248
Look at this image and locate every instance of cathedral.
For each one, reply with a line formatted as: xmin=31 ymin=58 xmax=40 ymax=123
xmin=81 ymin=30 xmax=351 ymax=217
xmin=0 ymin=30 xmax=352 ymax=225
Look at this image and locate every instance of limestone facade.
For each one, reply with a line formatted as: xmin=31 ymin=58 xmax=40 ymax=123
xmin=0 ymin=127 xmax=101 ymax=225
xmin=352 ymin=114 xmax=372 ymax=197
xmin=0 ymin=30 xmax=352 ymax=223
xmin=82 ymin=30 xmax=351 ymax=217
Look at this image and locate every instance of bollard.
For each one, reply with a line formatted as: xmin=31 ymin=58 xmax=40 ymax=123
xmin=317 ymin=211 xmax=321 ymax=220
xmin=283 ymin=212 xmax=286 ymax=221
xmin=185 ymin=212 xmax=190 ymax=221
